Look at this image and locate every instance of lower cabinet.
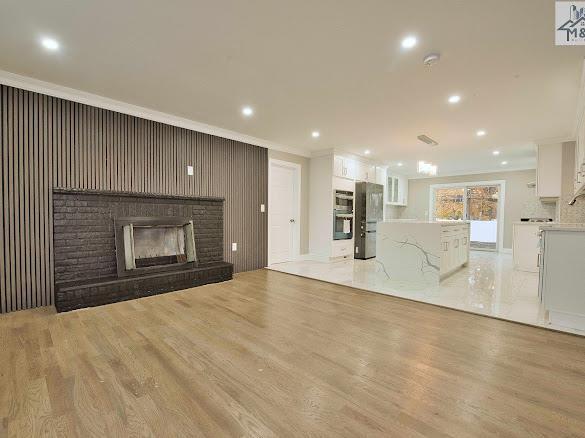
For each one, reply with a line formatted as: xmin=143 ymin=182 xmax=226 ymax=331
xmin=440 ymin=225 xmax=470 ymax=277
xmin=331 ymin=239 xmax=353 ymax=258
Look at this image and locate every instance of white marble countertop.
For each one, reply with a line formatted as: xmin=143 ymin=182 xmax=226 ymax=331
xmin=513 ymin=222 xmax=585 ymax=229
xmin=381 ymin=220 xmax=469 ymax=226
xmin=542 ymin=226 xmax=585 ymax=232
xmin=512 ymin=221 xmax=556 ymax=226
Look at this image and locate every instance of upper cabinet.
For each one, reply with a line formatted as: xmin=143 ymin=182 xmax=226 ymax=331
xmin=330 ymin=154 xmax=407 ymax=205
xmin=536 ymin=143 xmax=562 ymax=200
xmin=386 ymin=172 xmax=408 ymax=206
xmin=333 ymin=155 xmax=375 ymax=182
xmin=357 ymin=162 xmax=376 ymax=182
xmin=333 ymin=155 xmax=357 ymax=180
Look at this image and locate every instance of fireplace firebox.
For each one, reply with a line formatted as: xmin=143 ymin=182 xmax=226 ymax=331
xmin=115 ymin=217 xmax=197 ymax=276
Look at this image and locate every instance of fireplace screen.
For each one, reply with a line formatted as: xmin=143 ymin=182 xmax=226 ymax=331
xmin=115 ymin=217 xmax=197 ymax=276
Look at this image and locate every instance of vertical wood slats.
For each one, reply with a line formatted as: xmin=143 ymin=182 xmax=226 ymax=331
xmin=0 ymin=84 xmax=268 ymax=314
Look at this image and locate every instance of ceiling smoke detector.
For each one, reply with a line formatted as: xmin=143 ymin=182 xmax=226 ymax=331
xmin=423 ymin=53 xmax=440 ymax=66
xmin=417 ymin=134 xmax=439 ymax=146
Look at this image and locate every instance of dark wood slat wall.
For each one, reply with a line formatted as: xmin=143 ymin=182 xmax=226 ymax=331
xmin=0 ymin=84 xmax=268 ymax=313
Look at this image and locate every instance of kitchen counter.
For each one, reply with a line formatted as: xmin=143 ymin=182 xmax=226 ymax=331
xmin=540 ymin=225 xmax=585 ymax=231
xmin=382 ymin=220 xmax=470 ymax=226
xmin=512 ymin=221 xmax=556 ymax=226
xmin=376 ymin=221 xmax=470 ymax=285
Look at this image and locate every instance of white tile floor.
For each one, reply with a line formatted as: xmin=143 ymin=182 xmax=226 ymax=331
xmin=268 ymin=251 xmax=585 ymax=336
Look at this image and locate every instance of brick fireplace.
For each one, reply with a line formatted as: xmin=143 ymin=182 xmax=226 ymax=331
xmin=53 ymin=188 xmax=233 ymax=312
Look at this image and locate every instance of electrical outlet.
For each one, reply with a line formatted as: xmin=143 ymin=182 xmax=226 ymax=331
xmin=187 ymin=165 xmax=194 ymax=176
xmin=260 ymin=204 xmax=265 ymax=213
xmin=232 ymin=242 xmax=237 ymax=251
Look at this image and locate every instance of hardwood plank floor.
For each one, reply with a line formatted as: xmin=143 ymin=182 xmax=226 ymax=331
xmin=1 ymin=269 xmax=585 ymax=437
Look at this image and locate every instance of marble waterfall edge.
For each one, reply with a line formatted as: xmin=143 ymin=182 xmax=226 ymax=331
xmin=376 ymin=222 xmax=443 ymax=287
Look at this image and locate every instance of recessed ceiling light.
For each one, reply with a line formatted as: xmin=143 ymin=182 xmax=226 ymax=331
xmin=241 ymin=106 xmax=254 ymax=117
xmin=448 ymin=95 xmax=461 ymax=104
xmin=311 ymin=131 xmax=320 ymax=138
xmin=401 ymin=36 xmax=418 ymax=49
xmin=397 ymin=162 xmax=404 ymax=167
xmin=364 ymin=150 xmax=371 ymax=155
xmin=41 ymin=37 xmax=59 ymax=51
xmin=476 ymin=130 xmax=487 ymax=137
xmin=492 ymin=150 xmax=500 ymax=156
xmin=501 ymin=161 xmax=508 ymax=165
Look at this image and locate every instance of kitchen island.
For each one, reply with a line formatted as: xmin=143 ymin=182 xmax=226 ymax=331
xmin=376 ymin=220 xmax=470 ymax=285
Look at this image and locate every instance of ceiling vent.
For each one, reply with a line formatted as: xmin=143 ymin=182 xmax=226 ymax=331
xmin=417 ymin=135 xmax=439 ymax=146
xmin=423 ymin=53 xmax=440 ymax=67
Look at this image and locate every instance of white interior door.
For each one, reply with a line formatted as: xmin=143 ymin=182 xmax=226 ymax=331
xmin=269 ymin=162 xmax=298 ymax=264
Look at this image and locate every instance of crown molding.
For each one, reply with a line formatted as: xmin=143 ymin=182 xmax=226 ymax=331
xmin=407 ymin=165 xmax=536 ymax=180
xmin=0 ymin=69 xmax=311 ymax=158
xmin=533 ymin=136 xmax=575 ymax=145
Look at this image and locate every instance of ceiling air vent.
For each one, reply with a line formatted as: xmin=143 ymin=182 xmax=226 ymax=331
xmin=417 ymin=135 xmax=439 ymax=146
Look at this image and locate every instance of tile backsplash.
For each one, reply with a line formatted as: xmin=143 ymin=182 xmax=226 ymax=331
xmin=558 ymin=194 xmax=585 ymax=223
xmin=520 ymin=198 xmax=557 ymax=220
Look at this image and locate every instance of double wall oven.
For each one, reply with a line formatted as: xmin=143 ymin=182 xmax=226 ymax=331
xmin=333 ymin=189 xmax=354 ymax=240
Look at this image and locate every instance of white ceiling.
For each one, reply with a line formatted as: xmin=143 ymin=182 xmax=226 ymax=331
xmin=0 ymin=0 xmax=584 ymax=176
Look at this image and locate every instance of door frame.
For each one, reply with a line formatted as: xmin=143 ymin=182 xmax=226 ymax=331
xmin=429 ymin=180 xmax=506 ymax=252
xmin=268 ymin=158 xmax=302 ymax=265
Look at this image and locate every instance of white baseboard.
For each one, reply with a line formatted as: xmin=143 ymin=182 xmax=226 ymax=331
xmin=500 ymin=248 xmax=512 ymax=254
xmin=295 ymin=253 xmax=330 ymax=262
xmin=549 ymin=309 xmax=585 ymax=331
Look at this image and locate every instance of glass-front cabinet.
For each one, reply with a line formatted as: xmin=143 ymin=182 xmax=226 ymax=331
xmin=386 ymin=171 xmax=408 ymax=206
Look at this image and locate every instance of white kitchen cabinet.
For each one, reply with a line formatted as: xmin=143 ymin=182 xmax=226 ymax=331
xmin=361 ymin=164 xmax=376 ymax=182
xmin=513 ymin=223 xmax=554 ymax=272
xmin=333 ymin=156 xmax=344 ymax=179
xmin=333 ymin=155 xmax=358 ymax=180
xmin=540 ymin=228 xmax=585 ymax=331
xmin=331 ymin=239 xmax=353 ymax=258
xmin=333 ymin=154 xmax=381 ymax=182
xmin=386 ymin=172 xmax=408 ymax=206
xmin=536 ymin=143 xmax=562 ymax=200
xmin=440 ymin=223 xmax=470 ymax=277
xmin=375 ymin=166 xmax=386 ymax=185
xmin=351 ymin=161 xmax=375 ymax=182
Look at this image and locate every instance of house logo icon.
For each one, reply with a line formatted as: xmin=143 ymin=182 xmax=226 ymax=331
xmin=556 ymin=1 xmax=585 ymax=45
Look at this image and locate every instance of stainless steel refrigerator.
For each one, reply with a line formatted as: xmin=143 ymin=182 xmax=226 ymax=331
xmin=354 ymin=182 xmax=384 ymax=259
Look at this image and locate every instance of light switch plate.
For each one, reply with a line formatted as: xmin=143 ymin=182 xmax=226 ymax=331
xmin=260 ymin=204 xmax=265 ymax=213
xmin=187 ymin=165 xmax=194 ymax=176
xmin=232 ymin=242 xmax=237 ymax=251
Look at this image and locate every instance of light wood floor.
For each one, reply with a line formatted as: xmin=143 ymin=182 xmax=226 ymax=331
xmin=1 ymin=270 xmax=585 ymax=437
